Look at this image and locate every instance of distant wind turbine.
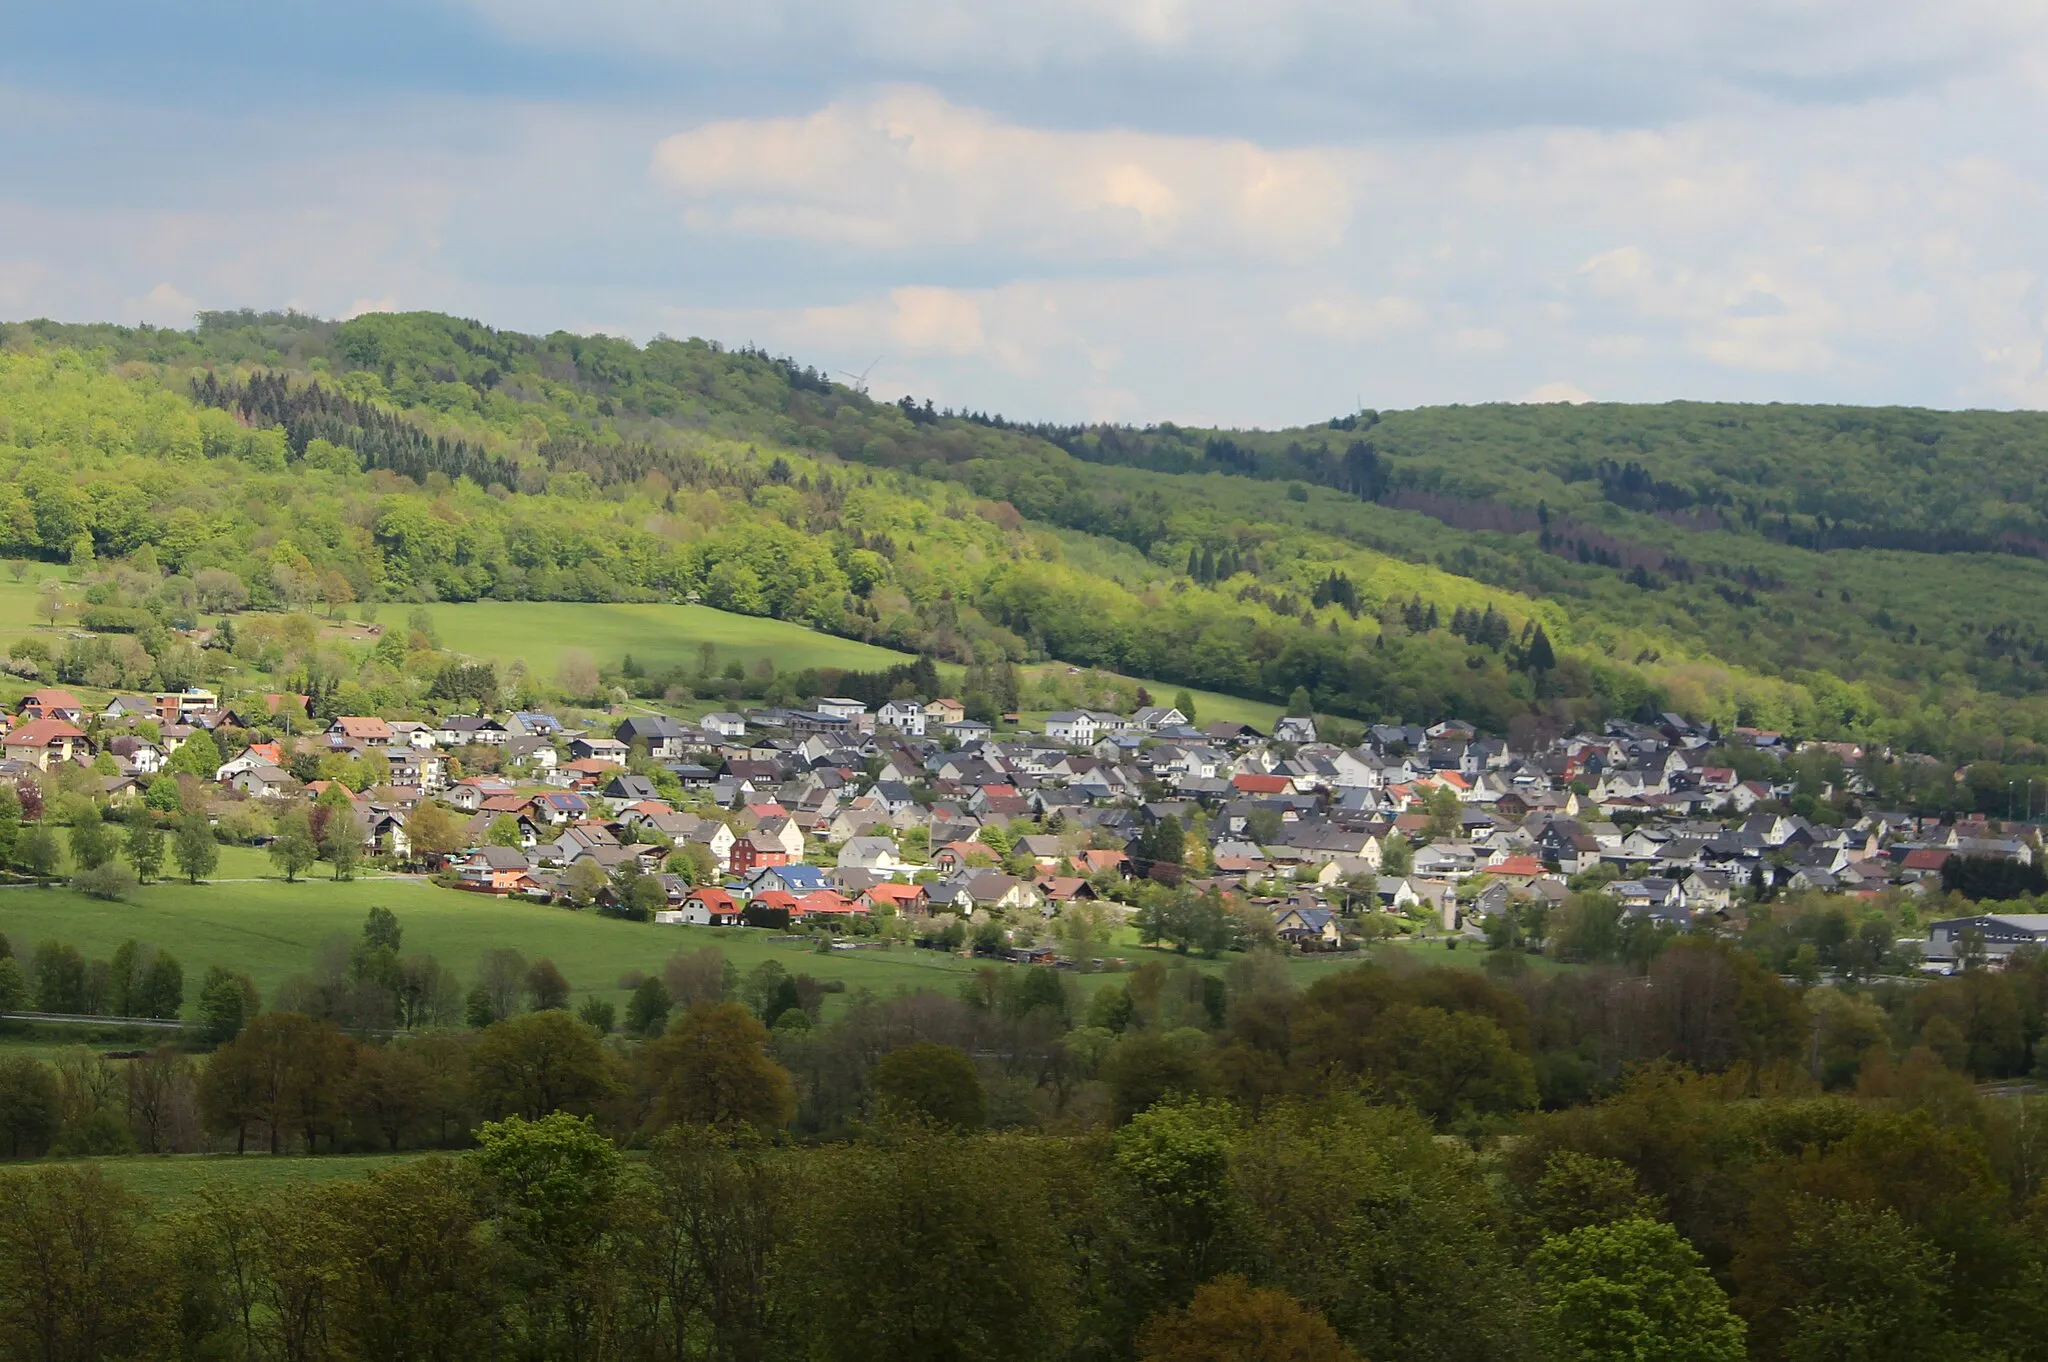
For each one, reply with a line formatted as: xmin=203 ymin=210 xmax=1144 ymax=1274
xmin=837 ymin=357 xmax=882 ymax=395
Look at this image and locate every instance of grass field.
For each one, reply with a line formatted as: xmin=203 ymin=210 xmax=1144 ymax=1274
xmin=23 ymin=1153 xmax=428 ymax=1205
xmin=0 ymin=567 xmax=76 ymax=652
xmin=0 ymin=852 xmax=1540 ymax=1024
xmin=0 ymin=569 xmax=1291 ymax=735
xmin=431 ymin=601 xmax=1286 ymax=729
xmin=0 ymin=869 xmax=1055 ymax=1018
xmin=1013 ymin=672 xmax=1283 ymax=732
xmin=430 ymin=601 xmax=915 ymax=678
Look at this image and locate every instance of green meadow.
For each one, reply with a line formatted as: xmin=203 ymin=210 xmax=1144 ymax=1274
xmin=0 ymin=570 xmax=1288 ymax=732
xmin=0 ymin=868 xmax=1043 ymax=1017
xmin=0 ymin=852 xmax=1532 ymax=1025
xmin=25 ymin=1153 xmax=429 ymax=1206
xmin=430 ymin=600 xmax=1284 ymax=728
xmin=429 ymin=600 xmax=913 ymax=678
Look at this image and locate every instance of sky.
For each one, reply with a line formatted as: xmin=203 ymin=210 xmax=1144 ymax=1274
xmin=5 ymin=1 xmax=2048 ymax=425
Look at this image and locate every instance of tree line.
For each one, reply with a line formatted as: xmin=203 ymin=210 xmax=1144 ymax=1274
xmin=11 ymin=895 xmax=2048 ymax=1355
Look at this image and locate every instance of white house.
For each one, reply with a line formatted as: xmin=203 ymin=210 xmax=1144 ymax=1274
xmin=435 ymin=716 xmax=507 ymax=747
xmin=876 ymin=700 xmax=927 ymax=736
xmin=816 ymin=698 xmax=868 ymax=721
xmin=1273 ymin=716 xmax=1318 ymax=744
xmin=388 ymin=721 xmax=438 ymax=750
xmin=231 ymin=765 xmax=294 ymax=798
xmin=836 ymin=835 xmax=914 ymax=879
xmin=701 ymin=712 xmax=748 ymax=739
xmin=1045 ymin=711 xmax=1103 ymax=745
xmin=1131 ymin=705 xmax=1188 ymax=731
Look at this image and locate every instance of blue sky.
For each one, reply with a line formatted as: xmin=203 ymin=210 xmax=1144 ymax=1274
xmin=5 ymin=1 xmax=2048 ymax=424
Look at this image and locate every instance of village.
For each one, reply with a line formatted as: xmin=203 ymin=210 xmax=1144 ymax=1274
xmin=0 ymin=681 xmax=2027 ymax=972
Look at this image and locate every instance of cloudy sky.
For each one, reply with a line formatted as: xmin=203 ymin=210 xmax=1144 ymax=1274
xmin=6 ymin=1 xmax=2048 ymax=424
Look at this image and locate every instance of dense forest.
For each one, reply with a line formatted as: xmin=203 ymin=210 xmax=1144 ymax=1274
xmin=12 ymin=904 xmax=2048 ymax=1360
xmin=4 ymin=308 xmax=2048 ymax=755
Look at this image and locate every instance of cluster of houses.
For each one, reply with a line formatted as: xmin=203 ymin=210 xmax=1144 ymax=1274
xmin=3 ymin=683 xmax=2034 ymax=963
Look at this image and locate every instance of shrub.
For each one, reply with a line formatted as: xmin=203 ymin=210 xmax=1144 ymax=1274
xmin=71 ymin=862 xmax=137 ymax=902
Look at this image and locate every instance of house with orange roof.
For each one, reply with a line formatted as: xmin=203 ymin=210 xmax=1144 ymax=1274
xmin=859 ymin=882 xmax=930 ymax=915
xmin=457 ymin=846 xmax=539 ymax=894
xmin=557 ymin=758 xmax=622 ymax=788
xmin=18 ymin=689 xmax=83 ymax=723
xmin=674 ymin=886 xmax=744 ymax=926
xmin=792 ymin=889 xmax=866 ymax=921
xmin=328 ymin=716 xmax=395 ymax=747
xmin=745 ymin=889 xmax=798 ymax=925
xmin=1485 ymin=855 xmax=1549 ymax=884
xmin=4 ymin=716 xmax=88 ymax=770
xmin=215 ymin=741 xmax=285 ymax=782
xmin=932 ymin=839 xmax=996 ymax=874
xmin=1074 ymin=848 xmax=1130 ymax=877
xmin=1231 ymin=772 xmax=1295 ymax=797
xmin=1035 ymin=875 xmax=1098 ymax=906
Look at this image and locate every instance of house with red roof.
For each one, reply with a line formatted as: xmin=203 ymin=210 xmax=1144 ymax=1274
xmin=1035 ymin=875 xmax=1098 ymax=906
xmin=792 ymin=889 xmax=866 ymax=921
xmin=1074 ymin=848 xmax=1130 ymax=878
xmin=1232 ymin=773 xmax=1295 ymax=796
xmin=1486 ymin=855 xmax=1549 ymax=884
xmin=4 ymin=716 xmax=88 ymax=770
xmin=329 ymin=716 xmax=395 ymax=747
xmin=1900 ymin=847 xmax=1952 ymax=880
xmin=859 ymin=882 xmax=930 ymax=915
xmin=677 ymin=887 xmax=744 ymax=926
xmin=17 ymin=688 xmax=83 ymax=723
xmin=932 ymin=839 xmax=996 ymax=874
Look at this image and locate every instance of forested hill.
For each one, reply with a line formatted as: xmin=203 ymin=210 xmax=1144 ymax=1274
xmin=2 ymin=308 xmax=2045 ymax=758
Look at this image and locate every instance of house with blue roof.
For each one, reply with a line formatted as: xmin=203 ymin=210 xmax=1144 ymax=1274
xmin=742 ymin=863 xmax=833 ymax=897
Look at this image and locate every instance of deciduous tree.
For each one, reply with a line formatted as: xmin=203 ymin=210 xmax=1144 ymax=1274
xmin=872 ymin=1041 xmax=986 ymax=1130
xmin=636 ymin=1002 xmax=795 ymax=1131
xmin=1138 ymin=1275 xmax=1359 ymax=1362
xmin=469 ymin=1010 xmax=617 ymax=1121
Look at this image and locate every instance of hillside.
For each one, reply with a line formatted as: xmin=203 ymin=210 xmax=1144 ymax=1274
xmin=0 ymin=309 xmax=2041 ymax=755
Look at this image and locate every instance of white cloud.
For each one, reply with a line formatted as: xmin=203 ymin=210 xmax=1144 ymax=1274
xmin=1288 ymin=294 xmax=1424 ymax=340
xmin=465 ymin=0 xmax=2048 ymax=132
xmin=1519 ymin=381 xmax=1594 ymax=404
xmin=1445 ymin=327 xmax=1510 ymax=354
xmin=124 ymin=282 xmax=198 ymax=328
xmin=15 ymin=10 xmax=2048 ymax=423
xmin=650 ymin=86 xmax=1351 ymax=262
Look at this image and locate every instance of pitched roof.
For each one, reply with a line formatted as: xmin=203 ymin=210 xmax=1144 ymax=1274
xmin=6 ymin=716 xmax=85 ymax=745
